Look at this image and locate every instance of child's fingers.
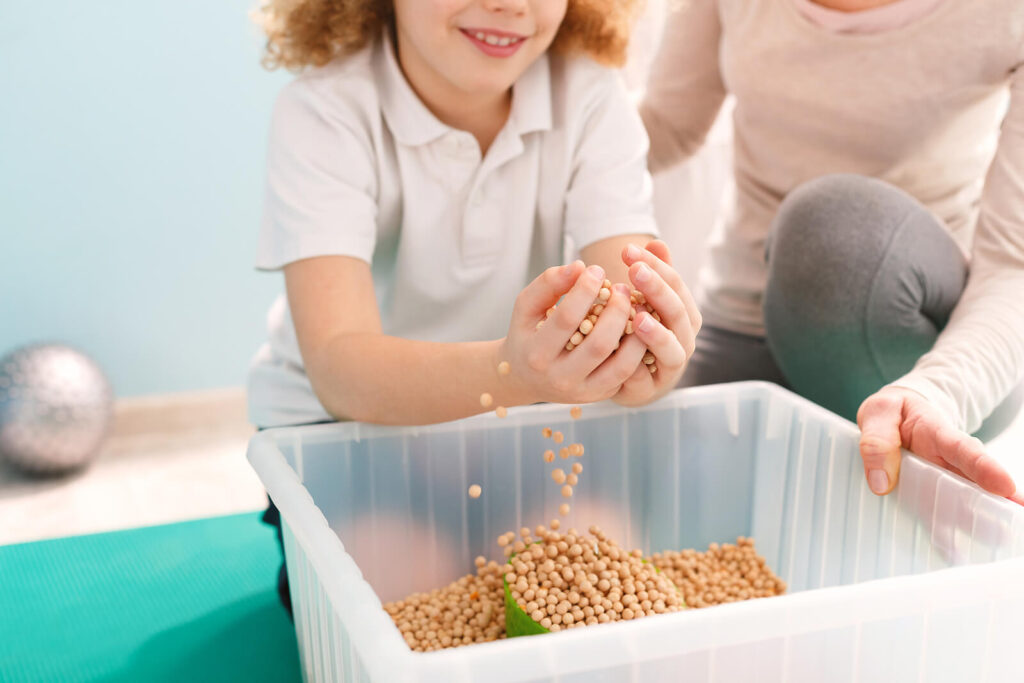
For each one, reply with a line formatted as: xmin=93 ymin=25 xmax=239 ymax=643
xmin=584 ymin=332 xmax=648 ymax=394
xmin=534 ymin=264 xmax=606 ymax=348
xmin=620 ymin=360 xmax=657 ymax=396
xmin=644 ymin=239 xmax=673 ymax=266
xmin=562 ymin=284 xmax=632 ymax=376
xmin=623 ymin=243 xmax=701 ymax=334
xmin=632 ymin=310 xmax=689 ymax=371
xmin=628 ymin=261 xmax=691 ymax=337
xmin=514 ymin=261 xmax=585 ymax=328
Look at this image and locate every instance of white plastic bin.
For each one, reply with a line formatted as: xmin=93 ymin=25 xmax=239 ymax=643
xmin=247 ymin=382 xmax=1024 ymax=683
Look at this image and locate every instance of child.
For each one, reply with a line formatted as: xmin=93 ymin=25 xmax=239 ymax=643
xmin=249 ymin=0 xmax=702 ymax=613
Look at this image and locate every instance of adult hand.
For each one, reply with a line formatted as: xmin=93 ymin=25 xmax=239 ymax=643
xmin=500 ymin=260 xmax=647 ymax=405
xmin=612 ymin=240 xmax=702 ymax=406
xmin=857 ymin=386 xmax=1021 ymax=504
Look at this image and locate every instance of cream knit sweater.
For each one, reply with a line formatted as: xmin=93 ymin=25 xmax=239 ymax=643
xmin=641 ymin=0 xmax=1024 ymax=433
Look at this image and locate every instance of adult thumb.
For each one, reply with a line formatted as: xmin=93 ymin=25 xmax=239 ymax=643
xmin=857 ymin=391 xmax=904 ymax=496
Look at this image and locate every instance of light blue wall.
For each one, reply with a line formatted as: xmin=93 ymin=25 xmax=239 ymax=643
xmin=1 ymin=2 xmax=291 ymax=397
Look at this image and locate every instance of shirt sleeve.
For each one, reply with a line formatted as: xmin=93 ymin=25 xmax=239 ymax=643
xmin=563 ymin=70 xmax=659 ymax=252
xmin=890 ymin=59 xmax=1024 ymax=433
xmin=639 ymin=0 xmax=727 ymax=174
xmin=255 ymin=79 xmax=379 ymax=271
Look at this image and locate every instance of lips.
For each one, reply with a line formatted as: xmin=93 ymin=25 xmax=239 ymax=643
xmin=460 ymin=28 xmax=527 ymax=58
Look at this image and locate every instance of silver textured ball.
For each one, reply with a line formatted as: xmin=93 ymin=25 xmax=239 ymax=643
xmin=0 ymin=344 xmax=114 ymax=475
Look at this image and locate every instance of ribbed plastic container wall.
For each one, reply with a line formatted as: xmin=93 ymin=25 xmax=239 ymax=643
xmin=247 ymin=382 xmax=1024 ymax=683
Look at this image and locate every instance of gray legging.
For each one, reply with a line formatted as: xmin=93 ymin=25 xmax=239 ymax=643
xmin=682 ymin=173 xmax=1022 ymax=439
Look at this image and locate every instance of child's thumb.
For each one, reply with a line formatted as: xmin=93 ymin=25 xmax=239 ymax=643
xmin=515 ymin=260 xmax=584 ymax=321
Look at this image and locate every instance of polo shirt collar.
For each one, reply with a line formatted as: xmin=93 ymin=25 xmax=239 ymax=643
xmin=376 ymin=32 xmax=553 ymax=147
xmin=377 ymin=34 xmax=449 ymax=147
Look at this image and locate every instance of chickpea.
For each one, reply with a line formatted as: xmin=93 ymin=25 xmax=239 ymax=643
xmin=468 ymin=484 xmax=482 ymax=499
xmin=495 ymin=406 xmax=508 ymax=418
xmin=479 ymin=393 xmax=493 ymax=408
xmin=497 ymin=361 xmax=511 ymax=376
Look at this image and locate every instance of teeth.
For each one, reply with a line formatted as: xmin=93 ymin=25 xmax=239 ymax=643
xmin=469 ymin=30 xmax=522 ymax=47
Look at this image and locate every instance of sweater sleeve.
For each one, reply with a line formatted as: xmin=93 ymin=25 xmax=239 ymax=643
xmin=638 ymin=0 xmax=728 ymax=174
xmin=890 ymin=58 xmax=1024 ymax=434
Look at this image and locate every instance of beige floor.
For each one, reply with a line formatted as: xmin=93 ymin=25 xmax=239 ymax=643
xmin=0 ymin=389 xmax=267 ymax=546
xmin=1 ymin=388 xmax=1021 ymax=547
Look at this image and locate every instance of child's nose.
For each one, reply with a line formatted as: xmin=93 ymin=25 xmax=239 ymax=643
xmin=481 ymin=0 xmax=528 ymax=15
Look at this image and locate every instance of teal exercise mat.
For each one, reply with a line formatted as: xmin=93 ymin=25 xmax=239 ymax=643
xmin=0 ymin=512 xmax=301 ymax=683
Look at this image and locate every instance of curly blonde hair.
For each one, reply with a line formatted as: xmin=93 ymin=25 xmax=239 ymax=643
xmin=257 ymin=0 xmax=643 ymax=71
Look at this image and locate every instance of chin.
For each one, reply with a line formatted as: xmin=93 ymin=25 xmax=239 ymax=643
xmin=451 ymin=71 xmax=520 ymax=98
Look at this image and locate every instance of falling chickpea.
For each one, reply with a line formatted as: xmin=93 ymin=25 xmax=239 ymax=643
xmin=570 ymin=406 xmax=582 ymax=419
xmin=543 ymin=449 xmax=555 ymax=463
xmin=468 ymin=484 xmax=482 ymax=498
xmin=542 ymin=427 xmax=552 ymax=438
xmin=567 ymin=473 xmax=578 ymax=486
xmin=479 ymin=393 xmax=493 ymax=408
xmin=559 ymin=503 xmax=570 ymax=516
xmin=553 ymin=431 xmax=564 ymax=444
xmin=497 ymin=361 xmax=510 ymax=376
xmin=561 ymin=485 xmax=573 ymax=498
xmin=572 ymin=462 xmax=583 ymax=475
xmin=495 ymin=406 xmax=507 ymax=418
xmin=551 ymin=468 xmax=566 ymax=484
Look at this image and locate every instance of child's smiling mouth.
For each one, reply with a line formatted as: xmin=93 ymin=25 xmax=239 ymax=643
xmin=459 ymin=27 xmax=528 ymax=58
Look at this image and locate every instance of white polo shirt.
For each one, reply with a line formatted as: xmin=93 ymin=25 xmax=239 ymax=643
xmin=247 ymin=34 xmax=657 ymax=427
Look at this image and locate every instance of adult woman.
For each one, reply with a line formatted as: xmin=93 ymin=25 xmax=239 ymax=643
xmin=642 ymin=0 xmax=1024 ymax=502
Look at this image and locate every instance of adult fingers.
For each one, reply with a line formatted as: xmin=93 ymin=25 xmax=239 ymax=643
xmin=928 ymin=430 xmax=1017 ymax=498
xmin=856 ymin=391 xmax=905 ymax=495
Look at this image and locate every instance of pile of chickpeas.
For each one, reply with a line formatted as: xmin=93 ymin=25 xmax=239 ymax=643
xmin=383 ymin=531 xmax=784 ymax=651
xmin=383 ymin=557 xmax=506 ymax=652
xmin=499 ymin=524 xmax=685 ymax=632
xmin=649 ymin=537 xmax=787 ymax=608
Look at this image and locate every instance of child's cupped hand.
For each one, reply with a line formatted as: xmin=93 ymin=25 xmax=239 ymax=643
xmin=500 ymin=261 xmax=651 ymax=405
xmin=611 ymin=240 xmax=701 ymax=407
